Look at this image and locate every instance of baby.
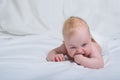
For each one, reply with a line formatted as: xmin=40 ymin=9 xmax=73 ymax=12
xmin=46 ymin=16 xmax=104 ymax=69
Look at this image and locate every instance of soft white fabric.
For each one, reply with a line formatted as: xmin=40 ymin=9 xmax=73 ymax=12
xmin=0 ymin=0 xmax=64 ymax=35
xmin=0 ymin=34 xmax=120 ymax=80
xmin=0 ymin=0 xmax=120 ymax=37
xmin=0 ymin=0 xmax=120 ymax=80
xmin=0 ymin=34 xmax=111 ymax=80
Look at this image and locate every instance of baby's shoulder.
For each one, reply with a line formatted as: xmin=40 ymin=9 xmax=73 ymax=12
xmin=59 ymin=43 xmax=67 ymax=54
xmin=91 ymin=42 xmax=102 ymax=54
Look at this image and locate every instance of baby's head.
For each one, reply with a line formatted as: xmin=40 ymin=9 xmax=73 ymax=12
xmin=62 ymin=16 xmax=92 ymax=58
xmin=62 ymin=16 xmax=90 ymax=40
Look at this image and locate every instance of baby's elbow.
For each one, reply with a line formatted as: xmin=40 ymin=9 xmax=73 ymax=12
xmin=97 ymin=64 xmax=104 ymax=69
xmin=100 ymin=61 xmax=104 ymax=68
xmin=88 ymin=60 xmax=104 ymax=69
xmin=96 ymin=61 xmax=104 ymax=69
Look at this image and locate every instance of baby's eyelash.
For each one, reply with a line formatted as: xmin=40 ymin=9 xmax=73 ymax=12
xmin=82 ymin=43 xmax=87 ymax=47
xmin=70 ymin=47 xmax=76 ymax=49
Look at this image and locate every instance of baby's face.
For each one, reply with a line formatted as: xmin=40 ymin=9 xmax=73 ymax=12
xmin=64 ymin=26 xmax=92 ymax=58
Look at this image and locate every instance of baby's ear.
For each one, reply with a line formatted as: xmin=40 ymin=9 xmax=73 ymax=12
xmin=90 ymin=34 xmax=92 ymax=38
xmin=90 ymin=35 xmax=96 ymax=42
xmin=90 ymin=35 xmax=93 ymax=41
xmin=90 ymin=34 xmax=93 ymax=39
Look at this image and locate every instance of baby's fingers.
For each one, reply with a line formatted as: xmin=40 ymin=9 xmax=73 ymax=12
xmin=55 ymin=54 xmax=65 ymax=62
xmin=59 ymin=54 xmax=65 ymax=61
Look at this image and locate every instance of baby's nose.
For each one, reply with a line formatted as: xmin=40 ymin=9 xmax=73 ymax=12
xmin=76 ymin=48 xmax=84 ymax=54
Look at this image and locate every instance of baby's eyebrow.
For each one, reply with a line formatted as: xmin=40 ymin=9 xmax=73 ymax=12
xmin=68 ymin=44 xmax=76 ymax=46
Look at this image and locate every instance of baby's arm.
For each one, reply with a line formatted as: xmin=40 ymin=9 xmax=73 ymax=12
xmin=46 ymin=44 xmax=67 ymax=62
xmin=74 ymin=43 xmax=104 ymax=69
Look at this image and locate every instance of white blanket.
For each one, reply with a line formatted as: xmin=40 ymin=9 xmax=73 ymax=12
xmin=0 ymin=33 xmax=119 ymax=80
xmin=0 ymin=0 xmax=120 ymax=80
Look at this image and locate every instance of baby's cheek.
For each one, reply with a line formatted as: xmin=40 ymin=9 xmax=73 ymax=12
xmin=89 ymin=47 xmax=93 ymax=52
xmin=84 ymin=48 xmax=91 ymax=55
xmin=87 ymin=46 xmax=92 ymax=51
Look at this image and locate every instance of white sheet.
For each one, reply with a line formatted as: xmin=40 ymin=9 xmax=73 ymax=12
xmin=0 ymin=0 xmax=120 ymax=37
xmin=0 ymin=33 xmax=119 ymax=80
xmin=0 ymin=0 xmax=120 ymax=80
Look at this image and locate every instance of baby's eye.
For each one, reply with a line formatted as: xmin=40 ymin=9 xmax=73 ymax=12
xmin=70 ymin=46 xmax=76 ymax=49
xmin=82 ymin=43 xmax=87 ymax=47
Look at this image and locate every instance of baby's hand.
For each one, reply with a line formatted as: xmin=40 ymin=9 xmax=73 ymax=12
xmin=74 ymin=54 xmax=83 ymax=64
xmin=52 ymin=54 xmax=65 ymax=62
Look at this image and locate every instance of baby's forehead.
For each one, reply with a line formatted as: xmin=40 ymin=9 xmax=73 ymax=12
xmin=72 ymin=25 xmax=90 ymax=36
xmin=64 ymin=27 xmax=90 ymax=40
xmin=65 ymin=30 xmax=90 ymax=40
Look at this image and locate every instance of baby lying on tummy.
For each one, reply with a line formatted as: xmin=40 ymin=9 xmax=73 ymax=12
xmin=46 ymin=16 xmax=104 ymax=69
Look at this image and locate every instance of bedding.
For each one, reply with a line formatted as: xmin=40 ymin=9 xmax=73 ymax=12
xmin=0 ymin=0 xmax=120 ymax=80
xmin=0 ymin=33 xmax=119 ymax=80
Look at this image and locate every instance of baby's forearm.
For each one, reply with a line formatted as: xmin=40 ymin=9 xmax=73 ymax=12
xmin=74 ymin=55 xmax=104 ymax=69
xmin=46 ymin=50 xmax=58 ymax=61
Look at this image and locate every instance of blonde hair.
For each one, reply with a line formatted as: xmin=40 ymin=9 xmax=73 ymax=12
xmin=62 ymin=16 xmax=89 ymax=37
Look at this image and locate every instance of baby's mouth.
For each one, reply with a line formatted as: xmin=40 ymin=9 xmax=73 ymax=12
xmin=75 ymin=52 xmax=85 ymax=55
xmin=75 ymin=53 xmax=81 ymax=55
xmin=73 ymin=53 xmax=82 ymax=57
